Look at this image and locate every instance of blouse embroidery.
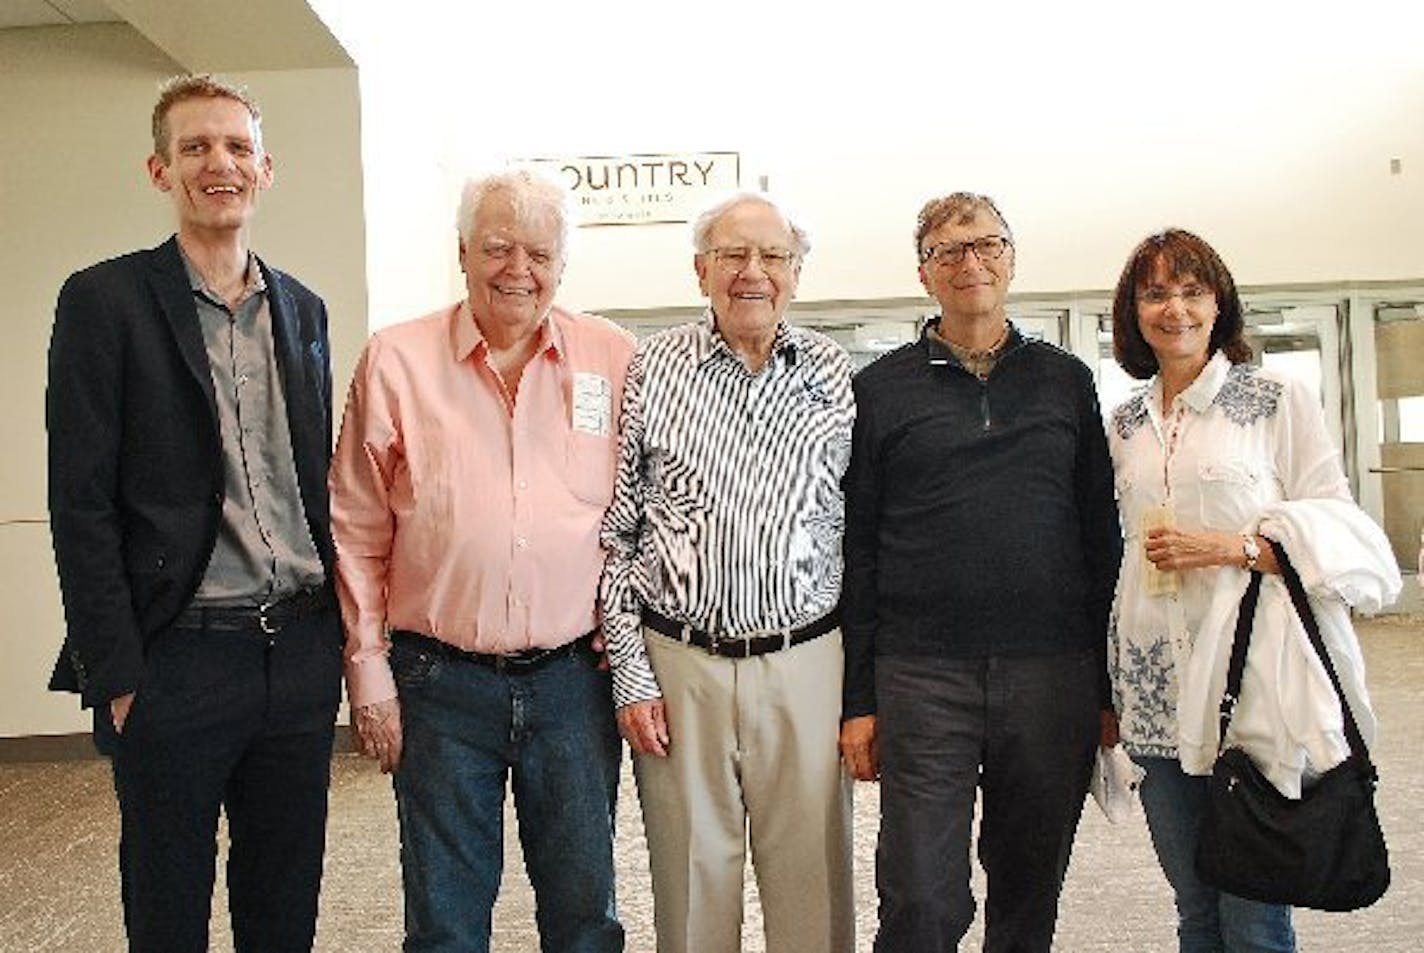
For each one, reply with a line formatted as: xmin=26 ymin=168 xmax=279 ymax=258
xmin=1214 ymin=363 xmax=1283 ymax=427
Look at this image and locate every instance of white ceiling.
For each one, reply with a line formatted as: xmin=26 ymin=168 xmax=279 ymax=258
xmin=0 ymin=0 xmax=121 ymax=29
xmin=0 ymin=0 xmax=352 ymax=71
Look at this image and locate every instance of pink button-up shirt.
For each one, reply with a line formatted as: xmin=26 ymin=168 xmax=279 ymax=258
xmin=331 ymin=302 xmax=634 ymax=707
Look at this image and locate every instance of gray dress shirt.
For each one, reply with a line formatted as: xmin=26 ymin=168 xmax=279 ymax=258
xmin=182 ymin=251 xmax=325 ymax=606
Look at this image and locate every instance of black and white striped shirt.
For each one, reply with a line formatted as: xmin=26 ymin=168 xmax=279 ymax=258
xmin=600 ymin=313 xmax=856 ymax=707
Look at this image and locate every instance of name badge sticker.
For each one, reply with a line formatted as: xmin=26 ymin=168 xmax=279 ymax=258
xmin=572 ymin=372 xmax=612 ymax=437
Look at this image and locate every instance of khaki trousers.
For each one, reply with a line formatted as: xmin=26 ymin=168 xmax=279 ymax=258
xmin=635 ymin=627 xmax=855 ymax=953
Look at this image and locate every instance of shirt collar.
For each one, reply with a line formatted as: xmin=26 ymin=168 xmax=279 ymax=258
xmin=693 ymin=308 xmax=800 ymax=368
xmin=178 ymin=246 xmax=265 ymax=302
xmin=1153 ymin=349 xmax=1232 ymax=414
xmin=452 ymin=301 xmax=564 ymax=364
xmin=921 ymin=317 xmax=1022 ymax=365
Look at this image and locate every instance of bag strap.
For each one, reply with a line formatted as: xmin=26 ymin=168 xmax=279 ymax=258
xmin=1272 ymin=540 xmax=1372 ymax=764
xmin=1216 ymin=538 xmax=1372 ymax=766
xmin=1218 ymin=568 xmax=1264 ymax=745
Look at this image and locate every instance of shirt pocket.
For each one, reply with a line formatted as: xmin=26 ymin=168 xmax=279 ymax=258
xmin=565 ymin=431 xmax=616 ymax=507
xmin=1196 ymin=457 xmax=1265 ymax=530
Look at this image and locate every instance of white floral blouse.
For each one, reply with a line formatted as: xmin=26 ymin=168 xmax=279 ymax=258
xmin=1107 ymin=351 xmax=1351 ymax=759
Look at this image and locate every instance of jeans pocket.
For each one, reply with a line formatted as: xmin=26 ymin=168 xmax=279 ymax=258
xmin=390 ymin=637 xmax=443 ymax=693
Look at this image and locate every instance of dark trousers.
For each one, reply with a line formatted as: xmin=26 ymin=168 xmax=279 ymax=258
xmin=873 ymin=651 xmax=1099 ymax=953
xmin=96 ymin=606 xmax=343 ymax=953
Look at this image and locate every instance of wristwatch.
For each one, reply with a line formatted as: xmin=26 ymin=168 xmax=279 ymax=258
xmin=1241 ymin=534 xmax=1261 ymax=571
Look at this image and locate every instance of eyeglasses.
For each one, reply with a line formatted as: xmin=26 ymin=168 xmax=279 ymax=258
xmin=920 ymin=235 xmax=1012 ymax=267
xmin=479 ymin=239 xmax=556 ymax=268
xmin=707 ymin=246 xmax=798 ymax=274
xmin=1136 ymin=286 xmax=1214 ymax=307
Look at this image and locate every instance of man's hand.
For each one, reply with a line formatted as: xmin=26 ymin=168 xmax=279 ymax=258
xmin=617 ymin=699 xmax=670 ymax=757
xmin=110 ymin=693 xmax=136 ymax=735
xmin=839 ymin=714 xmax=879 ymax=781
xmin=590 ymin=628 xmax=610 ymax=672
xmin=354 ymin=698 xmax=404 ymax=773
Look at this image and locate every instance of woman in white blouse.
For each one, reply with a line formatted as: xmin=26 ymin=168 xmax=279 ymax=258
xmin=1105 ymin=229 xmax=1399 ymax=953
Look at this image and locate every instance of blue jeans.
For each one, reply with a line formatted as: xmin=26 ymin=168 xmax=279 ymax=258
xmin=390 ymin=634 xmax=623 ymax=953
xmin=874 ymin=651 xmax=1099 ymax=953
xmin=1137 ymin=756 xmax=1297 ymax=953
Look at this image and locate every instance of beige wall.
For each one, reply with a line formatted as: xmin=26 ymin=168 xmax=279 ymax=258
xmin=0 ymin=23 xmax=367 ymax=738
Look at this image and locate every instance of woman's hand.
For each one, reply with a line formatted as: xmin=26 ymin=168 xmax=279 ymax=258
xmin=1143 ymin=527 xmax=1242 ymax=572
xmin=1144 ymin=527 xmax=1280 ymax=574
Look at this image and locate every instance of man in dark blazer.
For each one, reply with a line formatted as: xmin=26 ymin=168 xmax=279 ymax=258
xmin=46 ymin=74 xmax=342 ymax=953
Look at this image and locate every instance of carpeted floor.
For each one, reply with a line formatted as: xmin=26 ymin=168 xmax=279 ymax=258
xmin=2 ymin=616 xmax=1420 ymax=952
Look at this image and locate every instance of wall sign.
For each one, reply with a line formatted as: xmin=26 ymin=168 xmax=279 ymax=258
xmin=524 ymin=152 xmax=740 ymax=226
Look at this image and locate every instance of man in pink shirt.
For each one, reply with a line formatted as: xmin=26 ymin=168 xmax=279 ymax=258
xmin=329 ymin=169 xmax=634 ymax=952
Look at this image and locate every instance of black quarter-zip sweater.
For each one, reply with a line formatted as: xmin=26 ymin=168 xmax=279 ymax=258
xmin=840 ymin=321 xmax=1123 ymax=718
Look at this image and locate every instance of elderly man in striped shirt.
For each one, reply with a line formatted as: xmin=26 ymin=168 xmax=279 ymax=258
xmin=601 ymin=192 xmax=857 ymax=953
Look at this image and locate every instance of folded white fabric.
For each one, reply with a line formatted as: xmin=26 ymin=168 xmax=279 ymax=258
xmin=1090 ymin=745 xmax=1145 ymax=824
xmin=1178 ymin=498 xmax=1400 ymax=797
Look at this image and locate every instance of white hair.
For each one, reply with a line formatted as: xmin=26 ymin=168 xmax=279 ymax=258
xmin=455 ymin=168 xmax=574 ymax=255
xmin=690 ymin=191 xmax=811 ymax=258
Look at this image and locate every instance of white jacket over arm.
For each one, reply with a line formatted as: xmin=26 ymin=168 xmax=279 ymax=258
xmin=1178 ymin=499 xmax=1401 ymax=797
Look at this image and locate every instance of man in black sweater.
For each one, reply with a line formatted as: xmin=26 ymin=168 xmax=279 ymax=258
xmin=839 ymin=192 xmax=1121 ymax=953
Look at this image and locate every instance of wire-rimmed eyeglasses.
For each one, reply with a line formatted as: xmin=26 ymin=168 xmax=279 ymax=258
xmin=706 ymin=246 xmax=799 ymax=274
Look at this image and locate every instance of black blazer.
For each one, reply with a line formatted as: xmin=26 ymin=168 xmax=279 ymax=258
xmin=46 ymin=237 xmax=335 ymax=708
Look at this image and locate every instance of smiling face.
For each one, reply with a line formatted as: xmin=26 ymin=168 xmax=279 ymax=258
xmin=694 ymin=199 xmax=801 ymax=347
xmin=1135 ymin=255 xmax=1219 ymax=370
xmin=147 ymin=96 xmax=271 ymax=238
xmin=917 ymin=207 xmax=1015 ymax=324
xmin=460 ymin=190 xmax=564 ymax=339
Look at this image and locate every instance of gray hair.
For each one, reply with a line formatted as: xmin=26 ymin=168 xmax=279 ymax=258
xmin=915 ymin=192 xmax=1013 ymax=260
xmin=455 ymin=168 xmax=574 ymax=255
xmin=691 ymin=191 xmax=811 ymax=258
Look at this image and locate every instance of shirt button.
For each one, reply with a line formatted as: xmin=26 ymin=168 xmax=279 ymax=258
xmin=517 ymin=479 xmax=528 ymax=490
xmin=516 ymin=537 xmax=528 ymax=549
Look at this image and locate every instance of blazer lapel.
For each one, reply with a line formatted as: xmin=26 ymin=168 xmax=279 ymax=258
xmin=150 ymin=237 xmax=220 ymax=427
xmin=262 ymin=261 xmax=322 ymax=483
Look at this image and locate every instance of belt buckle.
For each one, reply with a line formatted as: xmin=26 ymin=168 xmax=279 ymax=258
xmin=258 ymin=599 xmax=279 ymax=636
xmin=711 ymin=633 xmax=750 ymax=659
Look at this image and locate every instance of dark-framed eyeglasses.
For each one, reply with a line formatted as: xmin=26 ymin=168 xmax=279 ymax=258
xmin=920 ymin=235 xmax=1012 ymax=267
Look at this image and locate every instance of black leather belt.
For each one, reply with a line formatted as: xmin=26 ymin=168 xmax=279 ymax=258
xmin=391 ymin=629 xmax=597 ymax=675
xmin=641 ymin=608 xmax=839 ymax=659
xmin=172 ymin=586 xmax=334 ymax=637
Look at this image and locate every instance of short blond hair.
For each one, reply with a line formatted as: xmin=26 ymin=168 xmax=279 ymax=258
xmin=151 ymin=74 xmax=262 ymax=161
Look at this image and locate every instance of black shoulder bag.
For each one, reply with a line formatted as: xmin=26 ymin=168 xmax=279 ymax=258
xmin=1194 ymin=539 xmax=1390 ymax=911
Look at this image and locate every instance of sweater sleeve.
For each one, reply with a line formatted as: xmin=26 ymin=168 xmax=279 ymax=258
xmin=840 ymin=373 xmax=882 ymax=719
xmin=1072 ymin=364 xmax=1124 ymax=709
